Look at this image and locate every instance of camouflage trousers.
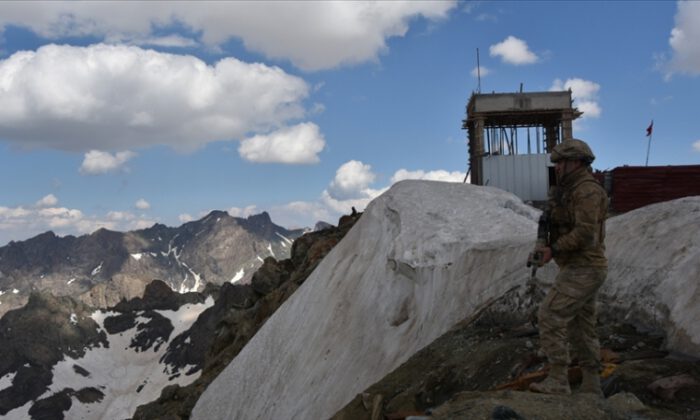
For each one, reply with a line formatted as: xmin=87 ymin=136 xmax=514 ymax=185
xmin=538 ymin=266 xmax=607 ymax=369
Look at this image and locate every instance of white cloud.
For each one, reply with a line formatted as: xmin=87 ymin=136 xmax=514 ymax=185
xmin=693 ymin=140 xmax=700 ymax=153
xmin=106 ymin=211 xmax=133 ymax=222
xmin=390 ymin=169 xmax=465 ymax=184
xmin=489 ymin=36 xmax=538 ymax=65
xmin=550 ymin=78 xmax=602 ymax=119
xmin=136 ymin=35 xmax=199 ymax=48
xmin=270 ymin=163 xmax=465 ymax=229
xmin=0 ymin=202 xmax=157 ymax=245
xmin=667 ymin=1 xmax=700 ymax=76
xmin=36 ymin=194 xmax=58 ymax=207
xmin=135 ymin=199 xmax=150 ymax=210
xmin=228 ymin=205 xmax=259 ymax=218
xmin=327 ymin=160 xmax=377 ymax=200
xmin=80 ymin=150 xmax=136 ymax=175
xmin=270 ymin=201 xmax=335 ymax=228
xmin=471 ymin=66 xmax=490 ymax=77
xmin=239 ymin=123 xmax=325 ymax=164
xmin=0 ymin=44 xmax=309 ymax=153
xmin=178 ymin=213 xmax=194 ymax=223
xmin=0 ymin=2 xmax=456 ymax=71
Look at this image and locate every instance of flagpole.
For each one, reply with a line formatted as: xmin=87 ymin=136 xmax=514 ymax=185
xmin=645 ymin=121 xmax=653 ymax=166
xmin=645 ymin=131 xmax=652 ymax=166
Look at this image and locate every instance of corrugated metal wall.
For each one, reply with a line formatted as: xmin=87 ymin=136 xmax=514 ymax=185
xmin=609 ymin=165 xmax=700 ymax=213
xmin=481 ymin=154 xmax=551 ymax=201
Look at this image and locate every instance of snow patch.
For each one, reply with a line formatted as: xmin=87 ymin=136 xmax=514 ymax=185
xmin=230 ymin=269 xmax=245 ymax=284
xmin=91 ymin=262 xmax=103 ymax=276
xmin=256 ymin=255 xmax=264 ymax=263
xmin=70 ymin=313 xmax=78 ymax=325
xmin=178 ymin=262 xmax=203 ymax=294
xmin=267 ymin=243 xmax=275 ymax=258
xmin=31 ymin=300 xmax=212 ymax=420
xmin=3 ymin=400 xmax=31 ymax=419
xmin=67 ymin=278 xmax=76 ymax=285
xmin=0 ymin=371 xmax=15 ymax=391
xmin=275 ymin=232 xmax=294 ymax=246
xmin=131 ymin=253 xmax=143 ymax=261
xmin=155 ymin=296 xmax=214 ymax=339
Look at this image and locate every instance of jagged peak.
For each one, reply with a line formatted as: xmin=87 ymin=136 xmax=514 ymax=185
xmin=246 ymin=211 xmax=271 ymax=224
xmin=204 ymin=210 xmax=230 ymax=220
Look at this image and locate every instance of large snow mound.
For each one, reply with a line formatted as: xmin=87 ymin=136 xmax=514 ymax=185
xmin=602 ymin=196 xmax=700 ymax=355
xmin=192 ymin=181 xmax=541 ymax=420
xmin=192 ymin=181 xmax=700 ymax=420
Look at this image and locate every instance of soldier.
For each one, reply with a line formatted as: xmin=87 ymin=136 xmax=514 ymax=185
xmin=529 ymin=138 xmax=608 ymax=396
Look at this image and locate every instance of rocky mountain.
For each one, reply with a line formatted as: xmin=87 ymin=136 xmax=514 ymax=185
xmin=1 ymin=181 xmax=698 ymax=420
xmin=0 ymin=211 xmax=305 ymax=317
xmin=0 ymin=280 xmax=212 ymax=419
xmin=0 ymin=212 xmax=361 ymax=420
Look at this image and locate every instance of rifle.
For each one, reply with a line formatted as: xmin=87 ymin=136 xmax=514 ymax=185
xmin=526 ymin=204 xmax=550 ymax=281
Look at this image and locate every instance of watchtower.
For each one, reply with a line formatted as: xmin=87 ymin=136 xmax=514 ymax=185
xmin=462 ymin=90 xmax=582 ymax=201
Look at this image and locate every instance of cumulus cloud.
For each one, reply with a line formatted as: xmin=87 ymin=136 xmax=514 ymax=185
xmin=178 ymin=213 xmax=194 ymax=223
xmin=36 ymin=194 xmax=58 ymax=207
xmin=136 ymin=35 xmax=199 ymax=48
xmin=269 ymin=162 xmax=465 ymax=230
xmin=327 ymin=160 xmax=377 ymax=200
xmin=390 ymin=169 xmax=465 ymax=184
xmin=0 ymin=44 xmax=309 ymax=153
xmin=471 ymin=66 xmax=490 ymax=77
xmin=693 ymin=140 xmax=700 ymax=153
xmin=550 ymin=78 xmax=602 ymax=119
xmin=79 ymin=150 xmax=136 ymax=175
xmin=667 ymin=1 xmax=700 ymax=76
xmin=135 ymin=199 xmax=150 ymax=210
xmin=228 ymin=205 xmax=259 ymax=218
xmin=489 ymin=36 xmax=538 ymax=65
xmin=0 ymin=203 xmax=155 ymax=245
xmin=270 ymin=201 xmax=335 ymax=229
xmin=238 ymin=123 xmax=325 ymax=164
xmin=0 ymin=2 xmax=456 ymax=71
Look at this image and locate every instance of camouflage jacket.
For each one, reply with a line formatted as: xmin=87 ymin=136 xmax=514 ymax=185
xmin=549 ymin=166 xmax=608 ymax=268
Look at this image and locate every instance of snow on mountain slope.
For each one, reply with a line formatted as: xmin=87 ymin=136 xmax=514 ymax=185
xmin=192 ymin=180 xmax=541 ymax=420
xmin=3 ymin=297 xmax=213 ymax=420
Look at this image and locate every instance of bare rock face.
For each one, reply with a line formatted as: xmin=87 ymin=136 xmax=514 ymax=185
xmin=0 ymin=211 xmax=305 ymax=316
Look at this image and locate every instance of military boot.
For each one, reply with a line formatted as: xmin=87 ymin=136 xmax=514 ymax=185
xmin=529 ymin=364 xmax=571 ymax=395
xmin=578 ymin=368 xmax=603 ymax=397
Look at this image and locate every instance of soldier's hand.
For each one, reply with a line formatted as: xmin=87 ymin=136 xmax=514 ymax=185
xmin=539 ymin=246 xmax=553 ymax=264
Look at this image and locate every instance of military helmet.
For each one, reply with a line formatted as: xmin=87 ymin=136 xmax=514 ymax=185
xmin=550 ymin=138 xmax=595 ymax=164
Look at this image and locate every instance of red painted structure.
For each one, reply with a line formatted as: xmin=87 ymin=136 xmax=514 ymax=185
xmin=594 ymin=165 xmax=700 ymax=213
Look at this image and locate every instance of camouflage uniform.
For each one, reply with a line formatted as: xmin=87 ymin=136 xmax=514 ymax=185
xmin=539 ymin=165 xmax=608 ymax=370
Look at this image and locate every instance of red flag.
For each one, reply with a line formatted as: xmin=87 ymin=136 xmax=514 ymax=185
xmin=646 ymin=120 xmax=653 ymax=137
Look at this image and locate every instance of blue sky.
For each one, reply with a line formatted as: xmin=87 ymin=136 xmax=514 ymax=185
xmin=0 ymin=1 xmax=698 ymax=245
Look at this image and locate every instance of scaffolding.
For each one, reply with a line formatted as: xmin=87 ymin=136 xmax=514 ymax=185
xmin=462 ymin=90 xmax=582 ymax=200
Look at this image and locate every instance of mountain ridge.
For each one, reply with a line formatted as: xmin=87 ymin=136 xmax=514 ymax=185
xmin=0 ymin=210 xmax=306 ymax=316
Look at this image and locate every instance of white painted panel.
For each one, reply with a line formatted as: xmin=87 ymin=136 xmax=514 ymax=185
xmin=481 ymin=154 xmax=550 ymax=201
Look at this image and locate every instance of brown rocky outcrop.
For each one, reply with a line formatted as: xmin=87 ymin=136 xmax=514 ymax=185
xmin=332 ymin=290 xmax=700 ymax=420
